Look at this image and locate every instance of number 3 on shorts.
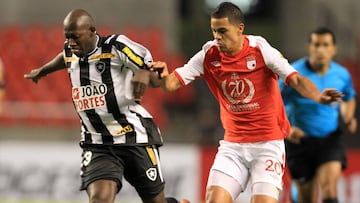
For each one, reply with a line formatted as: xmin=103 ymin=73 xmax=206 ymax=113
xmin=82 ymin=151 xmax=93 ymax=167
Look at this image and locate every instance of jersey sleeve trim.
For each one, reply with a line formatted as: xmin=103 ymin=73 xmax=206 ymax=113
xmin=285 ymin=71 xmax=298 ymax=86
xmin=174 ymin=70 xmax=186 ymax=86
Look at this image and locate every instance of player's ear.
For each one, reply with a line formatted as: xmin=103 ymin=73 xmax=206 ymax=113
xmin=333 ymin=45 xmax=337 ymax=55
xmin=90 ymin=26 xmax=96 ymax=33
xmin=238 ymin=23 xmax=244 ymax=35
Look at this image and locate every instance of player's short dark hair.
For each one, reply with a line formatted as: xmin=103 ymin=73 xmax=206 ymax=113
xmin=211 ymin=2 xmax=244 ymax=25
xmin=309 ymin=27 xmax=336 ymax=44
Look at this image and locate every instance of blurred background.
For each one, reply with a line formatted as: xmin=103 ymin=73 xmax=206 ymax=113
xmin=0 ymin=0 xmax=360 ymax=203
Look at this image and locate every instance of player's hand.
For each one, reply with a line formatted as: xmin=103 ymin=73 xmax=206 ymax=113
xmin=287 ymin=126 xmax=305 ymax=144
xmin=24 ymin=68 xmax=43 ymax=84
xmin=318 ymin=88 xmax=343 ymax=104
xmin=148 ymin=61 xmax=169 ymax=79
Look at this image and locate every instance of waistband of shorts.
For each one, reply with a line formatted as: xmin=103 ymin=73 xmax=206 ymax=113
xmin=304 ymin=128 xmax=341 ymax=140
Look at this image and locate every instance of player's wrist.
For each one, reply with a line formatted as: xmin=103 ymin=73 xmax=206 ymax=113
xmin=38 ymin=68 xmax=49 ymax=78
xmin=316 ymin=93 xmax=323 ymax=104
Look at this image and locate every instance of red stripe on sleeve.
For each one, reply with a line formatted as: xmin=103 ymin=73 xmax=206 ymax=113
xmin=285 ymin=71 xmax=298 ymax=86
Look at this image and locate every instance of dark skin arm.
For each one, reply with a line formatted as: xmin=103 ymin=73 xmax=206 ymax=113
xmin=24 ymin=52 xmax=66 ymax=83
xmin=131 ymin=69 xmax=163 ymax=102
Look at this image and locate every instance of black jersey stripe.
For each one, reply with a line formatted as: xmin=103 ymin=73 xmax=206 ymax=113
xmin=81 ymin=119 xmax=93 ymax=143
xmin=101 ymin=36 xmax=137 ymax=144
xmin=130 ymin=110 xmax=162 ymax=145
xmin=64 ymin=45 xmax=92 ymax=144
xmin=64 ymin=43 xmax=72 ymax=68
xmin=79 ymin=58 xmax=113 ymax=144
xmin=100 ymin=36 xmax=127 ymax=120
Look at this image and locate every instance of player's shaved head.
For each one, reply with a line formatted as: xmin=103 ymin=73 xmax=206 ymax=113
xmin=63 ymin=9 xmax=96 ymax=32
xmin=63 ymin=9 xmax=97 ymax=57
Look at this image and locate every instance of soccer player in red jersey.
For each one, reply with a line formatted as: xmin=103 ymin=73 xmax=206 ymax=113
xmin=150 ymin=2 xmax=343 ymax=203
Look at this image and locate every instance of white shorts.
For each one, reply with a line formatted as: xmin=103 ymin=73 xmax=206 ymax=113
xmin=207 ymin=139 xmax=285 ymax=199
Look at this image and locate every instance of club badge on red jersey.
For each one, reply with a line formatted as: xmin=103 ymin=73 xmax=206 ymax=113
xmin=246 ymin=56 xmax=256 ymax=70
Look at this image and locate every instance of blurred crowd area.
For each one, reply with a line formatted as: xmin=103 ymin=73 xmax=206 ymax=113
xmin=0 ymin=0 xmax=360 ymax=147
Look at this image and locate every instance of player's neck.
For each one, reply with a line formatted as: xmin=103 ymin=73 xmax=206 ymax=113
xmin=224 ymin=36 xmax=245 ymax=56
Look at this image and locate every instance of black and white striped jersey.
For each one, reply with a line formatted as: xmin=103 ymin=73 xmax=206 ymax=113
xmin=64 ymin=34 xmax=163 ymax=146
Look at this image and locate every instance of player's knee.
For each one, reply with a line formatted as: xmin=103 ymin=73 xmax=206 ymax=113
xmin=206 ymin=185 xmax=233 ymax=203
xmin=87 ymin=181 xmax=117 ymax=203
xmin=89 ymin=193 xmax=115 ymax=203
xmin=251 ymin=182 xmax=280 ymax=201
xmin=206 ymin=170 xmax=243 ymax=201
xmin=320 ymin=180 xmax=338 ymax=197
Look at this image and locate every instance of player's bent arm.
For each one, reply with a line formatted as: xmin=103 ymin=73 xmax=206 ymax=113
xmin=288 ymin=73 xmax=343 ymax=104
xmin=161 ymin=72 xmax=182 ymax=92
xmin=287 ymin=74 xmax=321 ymax=103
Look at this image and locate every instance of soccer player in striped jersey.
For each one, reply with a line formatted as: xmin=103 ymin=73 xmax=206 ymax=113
xmin=279 ymin=27 xmax=357 ymax=203
xmin=24 ymin=9 xmax=187 ymax=203
xmin=149 ymin=2 xmax=343 ymax=203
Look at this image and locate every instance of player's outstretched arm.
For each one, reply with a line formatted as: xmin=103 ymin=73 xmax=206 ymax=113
xmin=148 ymin=61 xmax=182 ymax=92
xmin=287 ymin=74 xmax=343 ymax=104
xmin=24 ymin=52 xmax=66 ymax=84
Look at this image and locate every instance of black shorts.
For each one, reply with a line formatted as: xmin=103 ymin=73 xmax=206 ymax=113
xmin=285 ymin=129 xmax=347 ymax=183
xmin=79 ymin=144 xmax=165 ymax=199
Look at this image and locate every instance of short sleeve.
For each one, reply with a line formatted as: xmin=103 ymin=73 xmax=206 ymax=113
xmin=249 ymin=36 xmax=297 ymax=83
xmin=113 ymin=35 xmax=153 ymax=71
xmin=174 ymin=44 xmax=210 ymax=86
xmin=342 ymin=70 xmax=356 ymax=101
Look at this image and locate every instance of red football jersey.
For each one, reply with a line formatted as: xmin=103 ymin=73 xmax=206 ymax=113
xmin=174 ymin=35 xmax=297 ymax=143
